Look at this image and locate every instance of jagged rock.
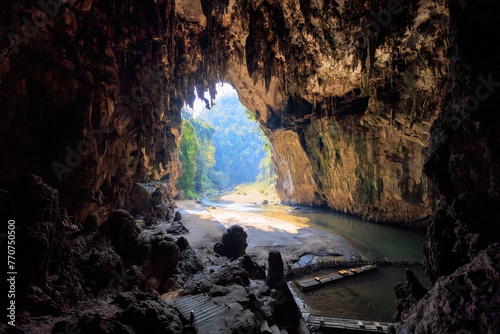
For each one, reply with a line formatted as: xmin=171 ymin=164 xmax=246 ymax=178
xmin=390 ymin=244 xmax=500 ymax=334
xmin=0 ymin=0 xmax=498 ymax=331
xmin=174 ymin=211 xmax=182 ymax=222
xmin=83 ymin=213 xmax=99 ymax=232
xmin=265 ymin=251 xmax=300 ymax=328
xmin=176 ymin=236 xmax=190 ymax=251
xmin=132 ymin=233 xmax=180 ymax=290
xmin=117 ymin=292 xmax=183 ymax=334
xmin=129 ymin=184 xmax=152 ymax=217
xmin=266 ymin=250 xmax=285 ymax=290
xmin=393 ymin=268 xmax=428 ymax=322
xmin=151 ymin=188 xmax=165 ymax=206
xmin=177 ymin=244 xmax=204 ymax=276
xmin=167 ymin=221 xmax=189 ymax=235
xmin=145 ymin=216 xmax=158 ymax=226
xmin=3 ymin=175 xmax=85 ymax=316
xmin=52 ymin=320 xmax=79 ymax=334
xmin=241 ymin=255 xmax=266 ymax=280
xmin=100 ymin=210 xmax=140 ymax=259
xmin=214 ymin=225 xmax=248 ymax=260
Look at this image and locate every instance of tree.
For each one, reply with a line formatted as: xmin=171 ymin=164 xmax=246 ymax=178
xmin=178 ymin=119 xmax=199 ymax=198
xmin=179 ymin=88 xmax=272 ymax=195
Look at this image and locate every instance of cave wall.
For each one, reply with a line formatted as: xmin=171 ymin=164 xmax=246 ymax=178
xmin=390 ymin=0 xmax=500 ymax=331
xmin=209 ymin=0 xmax=449 ymax=226
xmin=0 ymin=0 xmax=448 ymax=227
xmin=0 ymin=0 xmax=184 ymax=223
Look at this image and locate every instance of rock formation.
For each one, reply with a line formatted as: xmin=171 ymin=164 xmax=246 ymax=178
xmin=1 ymin=0 xmax=449 ymax=229
xmin=390 ymin=0 xmax=500 ymax=332
xmin=214 ymin=224 xmax=248 ymax=260
xmin=266 ymin=250 xmax=285 ymax=290
xmin=265 ymin=250 xmax=301 ymax=329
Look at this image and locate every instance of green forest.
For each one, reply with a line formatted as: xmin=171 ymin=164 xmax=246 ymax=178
xmin=177 ymin=91 xmax=273 ymax=199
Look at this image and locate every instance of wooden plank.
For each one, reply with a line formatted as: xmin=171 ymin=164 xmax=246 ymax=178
xmin=193 ymin=304 xmax=225 ymax=321
xmin=296 ymin=265 xmax=378 ymax=291
xmin=191 ymin=303 xmax=220 ymax=318
xmin=193 ymin=306 xmax=227 ymax=325
xmin=173 ymin=296 xmax=210 ymax=311
xmin=307 ymin=315 xmax=392 ymax=333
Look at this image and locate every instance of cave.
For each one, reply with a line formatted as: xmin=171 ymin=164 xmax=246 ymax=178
xmin=0 ymin=0 xmax=499 ymax=333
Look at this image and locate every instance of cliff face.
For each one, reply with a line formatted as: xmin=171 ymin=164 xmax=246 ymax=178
xmin=206 ymin=0 xmax=449 ymax=225
xmin=0 ymin=1 xmax=446 ymax=225
xmin=0 ymin=0 xmax=182 ymax=223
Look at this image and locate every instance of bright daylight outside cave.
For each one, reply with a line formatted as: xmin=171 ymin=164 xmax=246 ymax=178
xmin=0 ymin=1 xmax=499 ymax=334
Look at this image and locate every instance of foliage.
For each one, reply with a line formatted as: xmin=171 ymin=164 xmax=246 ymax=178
xmin=190 ymin=118 xmax=216 ymax=193
xmin=178 ymin=87 xmax=274 ymax=198
xmin=178 ymin=119 xmax=199 ymax=198
xmin=256 ymin=141 xmax=273 ymax=185
xmin=196 ymin=95 xmax=269 ymax=188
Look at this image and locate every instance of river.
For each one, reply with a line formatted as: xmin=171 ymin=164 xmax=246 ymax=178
xmin=201 ymin=198 xmax=430 ymax=321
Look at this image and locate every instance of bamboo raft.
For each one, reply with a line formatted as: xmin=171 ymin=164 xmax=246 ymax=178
xmin=285 ymin=259 xmax=421 ymax=279
xmin=307 ymin=314 xmax=390 ymax=332
xmin=295 ymin=265 xmax=377 ymax=291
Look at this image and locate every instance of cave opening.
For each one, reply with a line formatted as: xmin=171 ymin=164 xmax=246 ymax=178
xmin=177 ymin=82 xmax=274 ymax=201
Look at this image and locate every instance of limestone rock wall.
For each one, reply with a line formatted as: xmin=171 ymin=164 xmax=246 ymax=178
xmin=0 ymin=0 xmax=448 ymax=227
xmin=0 ymin=0 xmax=499 ymax=331
xmin=212 ymin=0 xmax=449 ymax=225
xmin=0 ymin=0 xmax=182 ymax=223
xmin=391 ymin=0 xmax=500 ymax=332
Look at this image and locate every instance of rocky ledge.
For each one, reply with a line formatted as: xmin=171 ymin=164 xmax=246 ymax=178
xmin=0 ymin=175 xmax=308 ymax=334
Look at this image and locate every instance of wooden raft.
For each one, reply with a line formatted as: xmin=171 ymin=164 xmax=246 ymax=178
xmin=296 ymin=265 xmax=377 ymax=291
xmin=307 ymin=314 xmax=390 ymax=332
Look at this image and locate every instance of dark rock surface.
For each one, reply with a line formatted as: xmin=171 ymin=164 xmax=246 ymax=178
xmin=167 ymin=221 xmax=189 ymax=235
xmin=393 ymin=269 xmax=428 ymax=322
xmin=265 ymin=251 xmax=300 ymax=329
xmin=99 ymin=210 xmax=140 ymax=259
xmin=391 ymin=1 xmax=500 ymax=331
xmin=390 ymin=244 xmax=500 ymax=334
xmin=266 ymin=250 xmax=285 ymax=290
xmin=117 ymin=292 xmax=183 ymax=334
xmin=214 ymin=225 xmax=248 ymax=260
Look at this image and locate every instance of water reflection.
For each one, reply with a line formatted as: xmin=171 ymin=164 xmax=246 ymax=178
xmin=291 ymin=265 xmax=430 ymax=321
xmin=206 ymin=198 xmax=426 ymax=261
xmin=204 ymin=196 xmax=429 ymax=321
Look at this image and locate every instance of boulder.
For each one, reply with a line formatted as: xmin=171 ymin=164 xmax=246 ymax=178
xmin=129 ymin=184 xmax=152 ymax=216
xmin=214 ymin=225 xmax=248 ymax=260
xmin=167 ymin=221 xmax=189 ymax=235
xmin=83 ymin=213 xmax=99 ymax=232
xmin=100 ymin=210 xmax=140 ymax=258
xmin=174 ymin=211 xmax=182 ymax=221
xmin=266 ymin=250 xmax=285 ymax=289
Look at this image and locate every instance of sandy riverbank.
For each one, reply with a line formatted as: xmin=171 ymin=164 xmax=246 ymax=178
xmin=213 ymin=182 xmax=281 ymax=205
xmin=175 ymin=199 xmax=359 ymax=264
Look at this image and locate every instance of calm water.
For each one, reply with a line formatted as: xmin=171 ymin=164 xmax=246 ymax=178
xmin=256 ymin=206 xmax=426 ymax=261
xmin=203 ymin=198 xmax=429 ymax=321
xmin=291 ymin=265 xmax=430 ymax=321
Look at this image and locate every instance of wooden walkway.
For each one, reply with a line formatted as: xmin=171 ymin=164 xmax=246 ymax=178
xmin=167 ymin=294 xmax=229 ymax=327
xmin=306 ymin=314 xmax=390 ymax=332
xmin=285 ymin=259 xmax=421 ymax=279
xmin=296 ymin=265 xmax=377 ymax=291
